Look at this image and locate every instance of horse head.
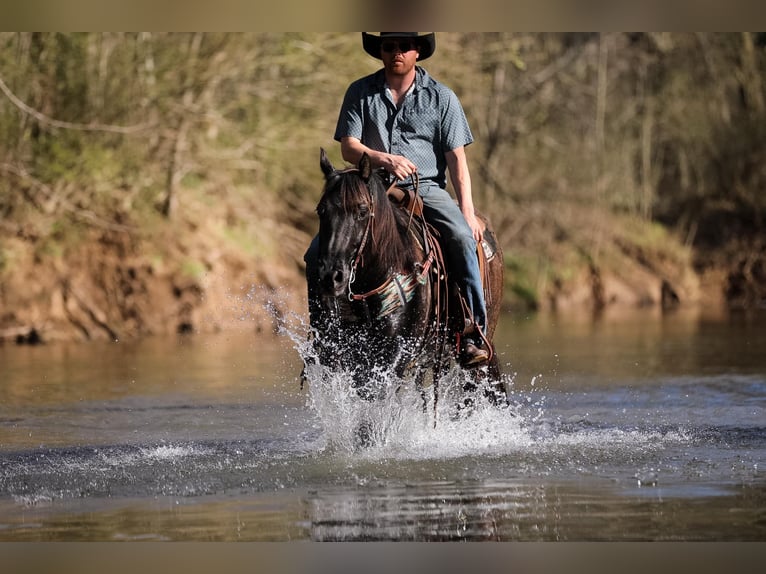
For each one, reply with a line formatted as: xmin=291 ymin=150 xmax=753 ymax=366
xmin=316 ymin=148 xmax=376 ymax=299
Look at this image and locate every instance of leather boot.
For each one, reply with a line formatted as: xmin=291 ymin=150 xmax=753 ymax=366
xmin=460 ymin=335 xmax=489 ymax=366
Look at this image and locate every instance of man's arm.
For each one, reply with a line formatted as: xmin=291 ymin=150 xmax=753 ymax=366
xmin=446 ymin=146 xmax=483 ymax=242
xmin=340 ymin=137 xmax=418 ymax=182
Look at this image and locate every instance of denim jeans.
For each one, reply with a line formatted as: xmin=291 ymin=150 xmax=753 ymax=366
xmin=417 ymin=183 xmax=487 ymax=331
xmin=303 ymin=183 xmax=487 ymax=331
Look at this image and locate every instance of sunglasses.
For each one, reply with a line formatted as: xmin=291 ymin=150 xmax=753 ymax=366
xmin=381 ymin=40 xmax=418 ymax=53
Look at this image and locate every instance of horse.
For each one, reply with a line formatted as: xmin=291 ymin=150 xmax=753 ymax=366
xmin=306 ymin=148 xmax=507 ymax=436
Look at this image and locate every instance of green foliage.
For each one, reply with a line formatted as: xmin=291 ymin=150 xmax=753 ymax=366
xmin=180 ymin=258 xmax=206 ymax=280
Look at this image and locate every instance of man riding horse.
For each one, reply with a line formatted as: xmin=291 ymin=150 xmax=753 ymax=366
xmin=305 ymin=32 xmax=490 ymax=366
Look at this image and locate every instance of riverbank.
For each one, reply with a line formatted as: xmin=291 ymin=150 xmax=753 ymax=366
xmin=0 ymin=207 xmax=749 ymax=346
xmin=0 ymin=213 xmax=309 ymax=345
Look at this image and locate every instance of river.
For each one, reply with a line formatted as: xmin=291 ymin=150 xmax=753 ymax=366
xmin=1 ymin=305 xmax=764 ymax=541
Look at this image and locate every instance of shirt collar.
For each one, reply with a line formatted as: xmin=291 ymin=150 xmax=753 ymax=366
xmin=382 ymin=67 xmax=425 ymax=108
xmin=377 ymin=66 xmax=428 ymax=91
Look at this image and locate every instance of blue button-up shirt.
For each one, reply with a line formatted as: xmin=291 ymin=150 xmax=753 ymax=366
xmin=334 ymin=66 xmax=473 ymax=191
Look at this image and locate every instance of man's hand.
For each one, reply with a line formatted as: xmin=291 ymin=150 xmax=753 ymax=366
xmin=340 ymin=137 xmax=417 ymax=182
xmin=385 ymin=153 xmax=418 ymax=181
xmin=462 ymin=209 xmax=484 ymax=243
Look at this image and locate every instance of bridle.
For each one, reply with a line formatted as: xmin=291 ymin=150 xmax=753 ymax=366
xmin=333 ymin=167 xmax=376 ymax=302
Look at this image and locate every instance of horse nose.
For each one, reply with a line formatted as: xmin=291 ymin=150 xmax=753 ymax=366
xmin=329 ymin=266 xmax=348 ymax=295
xmin=319 ymin=263 xmax=348 ymax=296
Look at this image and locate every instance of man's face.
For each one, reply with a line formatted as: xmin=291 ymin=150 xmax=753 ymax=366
xmin=380 ymin=37 xmax=420 ymax=76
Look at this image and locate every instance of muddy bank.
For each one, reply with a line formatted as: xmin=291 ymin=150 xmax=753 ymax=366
xmin=3 ymin=190 xmax=764 ymax=346
xmin=0 ymin=225 xmax=307 ymax=345
xmin=3 ymin=223 xmax=756 ymax=346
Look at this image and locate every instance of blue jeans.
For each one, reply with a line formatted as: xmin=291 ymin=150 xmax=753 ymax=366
xmin=418 ymin=183 xmax=487 ymax=331
xmin=303 ymin=184 xmax=487 ymax=331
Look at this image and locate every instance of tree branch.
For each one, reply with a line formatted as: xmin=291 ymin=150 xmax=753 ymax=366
xmin=1 ymin=163 xmax=137 ymax=233
xmin=0 ymin=73 xmax=155 ymax=134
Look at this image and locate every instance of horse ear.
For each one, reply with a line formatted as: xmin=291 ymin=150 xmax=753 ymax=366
xmin=359 ymin=153 xmax=372 ymax=181
xmin=320 ymin=148 xmax=334 ymax=179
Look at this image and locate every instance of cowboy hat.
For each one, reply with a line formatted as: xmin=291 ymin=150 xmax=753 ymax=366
xmin=361 ymin=32 xmax=436 ymax=61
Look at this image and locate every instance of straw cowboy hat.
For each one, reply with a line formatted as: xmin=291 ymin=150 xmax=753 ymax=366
xmin=361 ymin=32 xmax=436 ymax=61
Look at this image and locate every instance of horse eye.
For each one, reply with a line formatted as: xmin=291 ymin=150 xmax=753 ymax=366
xmin=356 ymin=204 xmax=370 ymax=220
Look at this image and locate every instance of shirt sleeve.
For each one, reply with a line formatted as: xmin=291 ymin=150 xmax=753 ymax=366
xmin=334 ymin=80 xmax=364 ymax=142
xmin=440 ymin=88 xmax=474 ymax=151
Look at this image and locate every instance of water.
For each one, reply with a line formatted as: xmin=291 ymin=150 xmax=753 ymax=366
xmin=0 ymin=306 xmax=765 ymax=540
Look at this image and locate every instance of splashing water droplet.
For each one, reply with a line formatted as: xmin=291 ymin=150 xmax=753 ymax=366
xmin=258 ymin=296 xmax=547 ymax=458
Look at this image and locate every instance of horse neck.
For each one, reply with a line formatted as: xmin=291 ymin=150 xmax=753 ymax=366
xmin=361 ymin=193 xmax=414 ymax=283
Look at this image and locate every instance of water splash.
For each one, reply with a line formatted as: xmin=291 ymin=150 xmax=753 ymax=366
xmin=258 ymin=292 xmax=699 ymax=469
xmin=304 ymin=361 xmax=534 ymax=458
xmin=265 ymin=296 xmax=534 ymax=457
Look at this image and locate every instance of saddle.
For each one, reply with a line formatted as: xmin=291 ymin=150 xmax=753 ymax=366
xmin=386 ymin=184 xmax=498 ymax=338
xmin=386 ymin=184 xmax=424 ymax=218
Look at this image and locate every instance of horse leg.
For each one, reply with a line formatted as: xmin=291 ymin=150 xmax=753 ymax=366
xmin=413 ymin=368 xmax=429 ymax=415
xmin=351 ymin=368 xmax=377 ymax=402
xmin=430 ymin=352 xmax=453 ymax=427
xmin=482 ymin=346 xmax=510 ymax=407
xmin=459 ymin=343 xmax=509 ymax=411
xmin=354 ymin=421 xmax=374 ymax=449
xmin=350 ymin=370 xmax=376 ymax=449
xmin=351 ymin=358 xmax=388 ymax=448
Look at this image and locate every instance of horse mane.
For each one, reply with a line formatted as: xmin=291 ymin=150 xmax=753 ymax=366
xmin=365 ymin=172 xmax=417 ymax=273
xmin=325 ymin=168 xmax=416 ymax=274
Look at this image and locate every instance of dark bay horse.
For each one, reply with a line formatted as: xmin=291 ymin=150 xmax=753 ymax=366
xmin=307 ymin=149 xmax=507 ymax=421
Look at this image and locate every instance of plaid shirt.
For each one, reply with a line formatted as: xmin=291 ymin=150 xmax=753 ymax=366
xmin=334 ymin=66 xmax=473 ymax=191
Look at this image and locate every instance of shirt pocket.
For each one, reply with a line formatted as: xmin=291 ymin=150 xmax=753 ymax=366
xmin=398 ymin=107 xmax=437 ymax=140
xmin=396 ymin=113 xmax=418 ymax=135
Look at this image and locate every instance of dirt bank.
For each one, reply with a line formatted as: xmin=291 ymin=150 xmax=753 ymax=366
xmin=0 ymin=229 xmax=744 ymax=348
xmin=3 ymin=193 xmax=761 ymax=346
xmin=0 ymin=224 xmax=308 ymax=345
